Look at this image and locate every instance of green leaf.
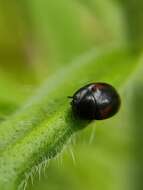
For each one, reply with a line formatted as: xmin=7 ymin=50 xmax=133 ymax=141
xmin=0 ymin=47 xmax=138 ymax=190
xmin=27 ymin=54 xmax=143 ymax=190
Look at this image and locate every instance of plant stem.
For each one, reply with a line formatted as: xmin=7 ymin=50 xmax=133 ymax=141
xmin=0 ymin=47 xmax=136 ymax=189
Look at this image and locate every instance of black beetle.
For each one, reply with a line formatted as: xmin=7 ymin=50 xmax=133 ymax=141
xmin=69 ymin=83 xmax=121 ymax=120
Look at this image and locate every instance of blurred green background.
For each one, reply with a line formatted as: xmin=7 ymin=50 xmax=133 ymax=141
xmin=0 ymin=0 xmax=143 ymax=190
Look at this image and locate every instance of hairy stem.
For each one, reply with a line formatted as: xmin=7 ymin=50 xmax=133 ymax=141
xmin=0 ymin=47 xmax=136 ymax=189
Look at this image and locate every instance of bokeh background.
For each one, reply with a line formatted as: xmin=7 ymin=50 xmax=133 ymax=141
xmin=0 ymin=0 xmax=143 ymax=190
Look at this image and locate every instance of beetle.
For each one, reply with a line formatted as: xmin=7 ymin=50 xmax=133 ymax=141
xmin=69 ymin=83 xmax=121 ymax=120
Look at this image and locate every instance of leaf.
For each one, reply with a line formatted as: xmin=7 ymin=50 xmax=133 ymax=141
xmin=0 ymin=47 xmax=138 ymax=190
xmin=27 ymin=54 xmax=143 ymax=190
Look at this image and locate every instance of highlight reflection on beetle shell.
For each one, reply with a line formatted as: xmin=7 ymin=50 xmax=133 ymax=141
xmin=70 ymin=83 xmax=121 ymax=120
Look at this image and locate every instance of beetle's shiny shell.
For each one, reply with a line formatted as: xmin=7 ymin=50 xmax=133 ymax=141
xmin=71 ymin=83 xmax=121 ymax=120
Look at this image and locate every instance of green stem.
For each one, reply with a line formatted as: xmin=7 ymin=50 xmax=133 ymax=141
xmin=119 ymin=0 xmax=143 ymax=51
xmin=0 ymin=108 xmax=87 ymax=190
xmin=0 ymin=47 xmax=137 ymax=189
